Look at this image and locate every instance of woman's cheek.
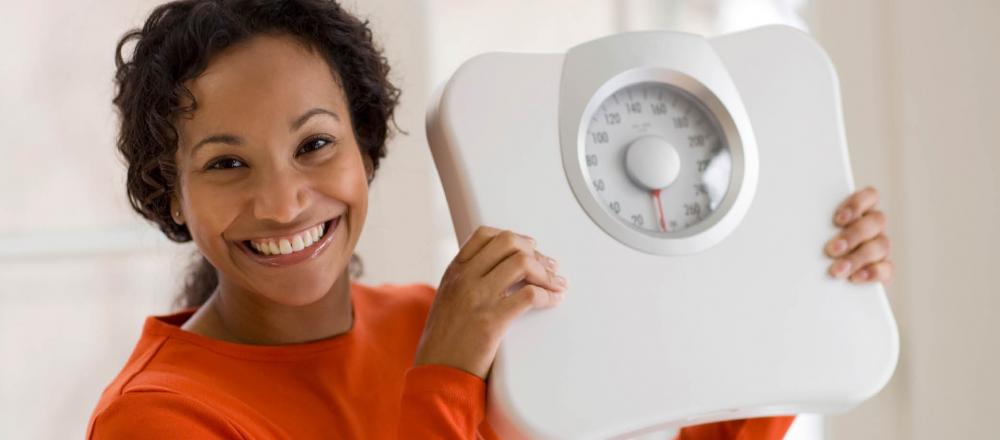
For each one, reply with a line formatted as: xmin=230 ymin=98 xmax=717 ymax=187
xmin=319 ymin=151 xmax=368 ymax=208
xmin=320 ymin=154 xmax=368 ymax=250
xmin=183 ymin=180 xmax=244 ymax=253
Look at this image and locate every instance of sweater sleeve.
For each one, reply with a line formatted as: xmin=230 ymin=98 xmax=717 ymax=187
xmin=398 ymin=364 xmax=487 ymax=439
xmin=677 ymin=416 xmax=796 ymax=440
xmin=89 ymin=391 xmax=245 ymax=439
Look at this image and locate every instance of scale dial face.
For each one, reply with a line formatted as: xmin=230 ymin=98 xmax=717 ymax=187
xmin=583 ymin=82 xmax=732 ymax=236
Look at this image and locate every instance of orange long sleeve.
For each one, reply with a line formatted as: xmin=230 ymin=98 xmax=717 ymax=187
xmin=398 ymin=365 xmax=490 ymax=438
xmin=678 ymin=416 xmax=796 ymax=440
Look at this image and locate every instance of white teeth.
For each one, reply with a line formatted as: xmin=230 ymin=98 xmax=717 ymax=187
xmin=248 ymin=221 xmax=330 ymax=256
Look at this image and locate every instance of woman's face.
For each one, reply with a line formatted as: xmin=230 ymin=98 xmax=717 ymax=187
xmin=171 ymin=34 xmax=369 ymax=306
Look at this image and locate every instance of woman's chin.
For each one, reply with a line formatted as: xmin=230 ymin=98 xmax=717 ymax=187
xmin=254 ymin=277 xmax=340 ymax=307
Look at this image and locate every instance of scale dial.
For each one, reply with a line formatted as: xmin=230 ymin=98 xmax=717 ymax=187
xmin=562 ymin=67 xmax=756 ymax=256
xmin=584 ymin=82 xmax=731 ymax=235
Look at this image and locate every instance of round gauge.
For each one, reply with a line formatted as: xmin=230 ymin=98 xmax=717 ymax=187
xmin=583 ymin=82 xmax=732 ymax=235
xmin=562 ymin=68 xmax=756 ymax=256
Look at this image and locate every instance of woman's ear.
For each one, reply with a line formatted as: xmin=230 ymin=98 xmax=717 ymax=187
xmin=363 ymin=156 xmax=374 ymax=184
xmin=170 ymin=195 xmax=185 ymax=225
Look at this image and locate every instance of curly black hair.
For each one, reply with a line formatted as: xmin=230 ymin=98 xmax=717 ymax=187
xmin=113 ymin=0 xmax=400 ymax=307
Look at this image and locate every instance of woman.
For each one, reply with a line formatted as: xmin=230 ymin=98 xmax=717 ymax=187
xmin=87 ymin=0 xmax=894 ymax=438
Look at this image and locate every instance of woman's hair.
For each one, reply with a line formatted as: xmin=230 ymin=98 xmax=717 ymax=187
xmin=113 ymin=0 xmax=399 ymax=308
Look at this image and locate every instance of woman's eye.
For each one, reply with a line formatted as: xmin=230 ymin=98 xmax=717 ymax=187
xmin=206 ymin=157 xmax=245 ymax=170
xmin=297 ymin=137 xmax=333 ymax=156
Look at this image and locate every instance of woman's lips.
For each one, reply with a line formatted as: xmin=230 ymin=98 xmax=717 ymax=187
xmin=238 ymin=216 xmax=340 ymax=267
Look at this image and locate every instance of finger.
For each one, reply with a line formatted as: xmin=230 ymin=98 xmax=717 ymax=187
xmin=849 ymin=259 xmax=895 ymax=284
xmin=464 ymin=230 xmax=537 ymax=277
xmin=455 ymin=226 xmax=537 ymax=264
xmin=536 ymin=250 xmax=559 ymax=271
xmin=497 ymin=284 xmax=564 ymax=320
xmin=455 ymin=226 xmax=502 ymax=263
xmin=828 ymin=234 xmax=890 ymax=279
xmin=834 ymin=186 xmax=879 ymax=226
xmin=484 ymin=248 xmax=566 ymax=295
xmin=825 ymin=210 xmax=887 ymax=257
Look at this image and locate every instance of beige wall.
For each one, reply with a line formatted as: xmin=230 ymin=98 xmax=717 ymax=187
xmin=806 ymin=0 xmax=1000 ymax=438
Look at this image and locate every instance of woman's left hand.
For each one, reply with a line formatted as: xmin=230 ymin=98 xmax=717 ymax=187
xmin=825 ymin=186 xmax=894 ymax=284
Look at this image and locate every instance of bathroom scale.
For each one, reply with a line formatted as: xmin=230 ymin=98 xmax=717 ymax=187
xmin=425 ymin=25 xmax=899 ymax=439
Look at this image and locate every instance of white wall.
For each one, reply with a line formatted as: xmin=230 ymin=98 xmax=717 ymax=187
xmin=0 ymin=1 xmax=191 ymax=438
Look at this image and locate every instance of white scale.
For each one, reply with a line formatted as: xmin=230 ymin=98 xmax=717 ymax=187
xmin=426 ymin=26 xmax=898 ymax=439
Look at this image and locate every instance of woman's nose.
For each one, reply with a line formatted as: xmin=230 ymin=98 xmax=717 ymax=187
xmin=252 ymin=167 xmax=310 ymax=224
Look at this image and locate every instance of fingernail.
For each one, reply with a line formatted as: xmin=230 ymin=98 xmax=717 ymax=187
xmin=831 ymin=239 xmax=848 ymax=255
xmin=834 ymin=260 xmax=852 ymax=278
xmin=555 ymin=275 xmax=567 ymax=287
xmin=545 ymin=257 xmax=559 ymax=270
xmin=837 ymin=209 xmax=853 ymax=225
xmin=854 ymin=269 xmax=870 ymax=281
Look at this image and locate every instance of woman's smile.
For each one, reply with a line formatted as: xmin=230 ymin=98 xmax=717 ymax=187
xmin=235 ymin=215 xmax=342 ymax=268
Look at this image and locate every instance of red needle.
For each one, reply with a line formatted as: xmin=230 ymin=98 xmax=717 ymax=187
xmin=651 ymin=189 xmax=668 ymax=232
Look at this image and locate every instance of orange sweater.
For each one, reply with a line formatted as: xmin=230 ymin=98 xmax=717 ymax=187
xmin=87 ymin=282 xmax=793 ymax=439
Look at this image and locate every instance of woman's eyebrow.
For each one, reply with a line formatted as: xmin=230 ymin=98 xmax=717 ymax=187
xmin=191 ymin=134 xmax=242 ymax=156
xmin=190 ymin=108 xmax=340 ymax=156
xmin=291 ymin=107 xmax=340 ymax=131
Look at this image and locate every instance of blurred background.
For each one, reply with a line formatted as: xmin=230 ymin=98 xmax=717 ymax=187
xmin=1 ymin=0 xmax=997 ymax=438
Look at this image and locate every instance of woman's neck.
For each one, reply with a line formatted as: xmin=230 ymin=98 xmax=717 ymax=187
xmin=181 ymin=269 xmax=354 ymax=345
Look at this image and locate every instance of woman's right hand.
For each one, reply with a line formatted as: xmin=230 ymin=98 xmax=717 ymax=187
xmin=413 ymin=226 xmax=568 ymax=379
